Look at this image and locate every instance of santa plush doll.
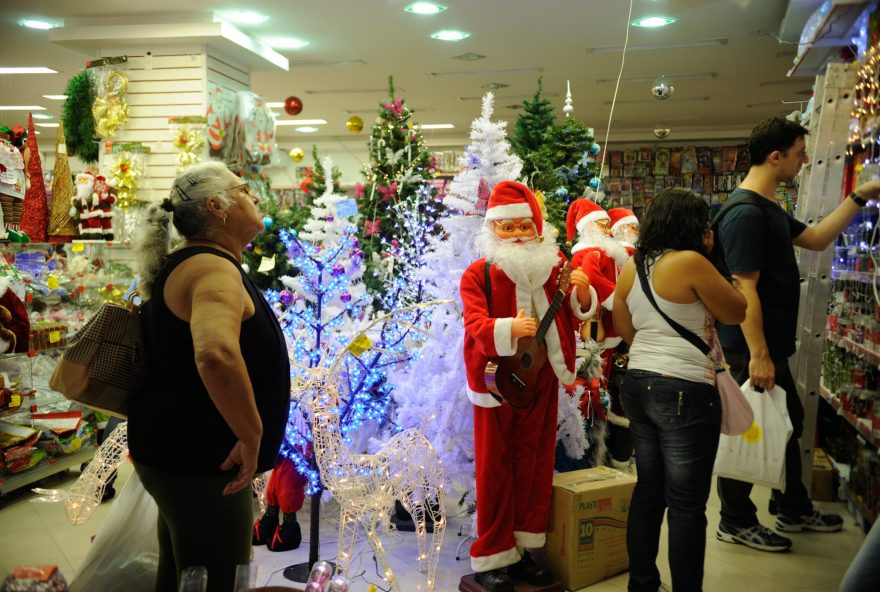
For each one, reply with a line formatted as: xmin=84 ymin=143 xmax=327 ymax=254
xmin=608 ymin=207 xmax=639 ymax=258
xmin=460 ymin=181 xmax=596 ymax=592
xmin=251 ymin=456 xmax=306 ymax=551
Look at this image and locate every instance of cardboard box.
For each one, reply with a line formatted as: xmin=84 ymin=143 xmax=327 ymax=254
xmin=545 ymin=467 xmax=637 ymax=591
xmin=812 ymin=448 xmax=835 ymax=502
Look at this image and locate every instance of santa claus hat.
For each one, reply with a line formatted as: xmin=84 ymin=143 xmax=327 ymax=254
xmin=608 ymin=207 xmax=638 ymax=234
xmin=566 ymin=198 xmax=610 ymax=242
xmin=485 ymin=181 xmax=543 ymax=236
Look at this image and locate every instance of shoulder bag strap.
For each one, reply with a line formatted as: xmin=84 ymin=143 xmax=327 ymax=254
xmin=635 ymin=259 xmax=712 ymax=357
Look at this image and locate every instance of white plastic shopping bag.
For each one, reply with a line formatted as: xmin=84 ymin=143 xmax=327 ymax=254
xmin=713 ymin=381 xmax=793 ymax=492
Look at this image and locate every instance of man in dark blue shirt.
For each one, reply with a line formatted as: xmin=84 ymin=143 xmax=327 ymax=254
xmin=715 ymin=117 xmax=880 ymax=552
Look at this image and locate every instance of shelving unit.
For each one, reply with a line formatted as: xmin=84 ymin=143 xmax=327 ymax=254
xmin=818 ymin=384 xmax=880 ymax=448
xmin=788 ymin=0 xmax=874 ymax=77
xmin=0 ymin=446 xmax=95 ymax=496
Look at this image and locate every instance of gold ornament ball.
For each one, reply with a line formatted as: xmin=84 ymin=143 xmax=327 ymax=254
xmin=346 ymin=115 xmax=364 ymax=134
xmin=289 ymin=147 xmax=305 ymax=163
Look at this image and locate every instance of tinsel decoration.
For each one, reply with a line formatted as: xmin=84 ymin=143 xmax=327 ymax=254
xmin=48 ymin=123 xmax=78 ymax=241
xmin=108 ymin=151 xmax=143 ymax=210
xmin=20 ymin=113 xmax=49 ymax=242
xmin=171 ymin=123 xmax=206 ymax=172
xmin=62 ymin=70 xmax=99 ymax=163
xmin=92 ymin=70 xmax=130 ymax=138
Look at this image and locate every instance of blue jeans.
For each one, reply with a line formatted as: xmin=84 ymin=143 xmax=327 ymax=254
xmin=620 ymin=370 xmax=722 ymax=592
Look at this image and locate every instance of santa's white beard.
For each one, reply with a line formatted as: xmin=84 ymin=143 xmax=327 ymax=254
xmin=613 ymin=228 xmax=639 ymax=248
xmin=574 ymin=227 xmax=630 ymax=267
xmin=475 ymin=224 xmax=560 ymax=289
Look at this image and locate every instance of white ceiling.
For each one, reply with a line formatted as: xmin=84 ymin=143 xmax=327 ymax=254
xmin=0 ymin=0 xmax=826 ymax=145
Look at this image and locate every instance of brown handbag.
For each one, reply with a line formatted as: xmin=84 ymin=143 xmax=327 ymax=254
xmin=49 ymin=294 xmax=145 ymax=418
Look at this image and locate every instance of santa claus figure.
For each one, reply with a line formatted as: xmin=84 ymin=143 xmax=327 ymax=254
xmin=460 ymin=181 xmax=596 ymax=592
xmin=608 ymin=207 xmax=639 ymax=257
xmin=73 ymin=172 xmax=115 ymax=240
xmin=567 ymin=199 xmax=633 ymax=466
xmin=251 ymin=457 xmax=306 ymax=551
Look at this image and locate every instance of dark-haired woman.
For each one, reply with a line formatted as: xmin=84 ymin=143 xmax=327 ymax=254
xmin=612 ymin=188 xmax=746 ymax=592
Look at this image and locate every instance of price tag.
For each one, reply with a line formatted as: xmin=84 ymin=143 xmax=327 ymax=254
xmin=346 ymin=333 xmax=373 ymax=357
xmin=10 ymin=394 xmax=20 ymax=407
xmin=334 ymin=198 xmax=359 ymax=219
xmin=257 ymin=255 xmax=276 ymax=273
xmin=49 ymin=331 xmax=61 ymax=344
xmin=71 ymin=242 xmax=85 ymax=252
xmin=47 ymin=275 xmax=58 ymax=289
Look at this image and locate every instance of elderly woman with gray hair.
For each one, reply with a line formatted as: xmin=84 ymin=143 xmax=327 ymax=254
xmin=126 ymin=162 xmax=290 ymax=592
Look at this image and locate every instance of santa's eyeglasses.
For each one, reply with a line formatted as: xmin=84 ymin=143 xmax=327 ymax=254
xmin=492 ymin=219 xmax=537 ymax=235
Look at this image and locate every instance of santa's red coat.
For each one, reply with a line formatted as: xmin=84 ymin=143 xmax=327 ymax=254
xmin=460 ymin=253 xmax=596 ymax=407
xmin=571 ymin=245 xmax=620 ymax=349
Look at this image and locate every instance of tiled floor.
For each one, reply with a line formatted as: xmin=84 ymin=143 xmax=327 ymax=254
xmin=0 ymin=461 xmax=865 ymax=591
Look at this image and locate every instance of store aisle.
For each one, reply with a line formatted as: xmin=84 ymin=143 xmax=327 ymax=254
xmin=0 ymin=463 xmax=864 ymax=591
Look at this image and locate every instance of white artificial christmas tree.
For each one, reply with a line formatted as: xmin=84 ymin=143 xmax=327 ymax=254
xmin=391 ymin=93 xmax=524 ymax=507
xmin=300 ymin=156 xmax=359 ymax=245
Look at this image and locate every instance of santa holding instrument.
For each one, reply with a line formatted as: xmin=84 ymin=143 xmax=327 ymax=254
xmin=459 ymin=181 xmax=596 ymax=592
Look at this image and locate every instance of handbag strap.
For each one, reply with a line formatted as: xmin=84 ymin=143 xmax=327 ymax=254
xmin=635 ymin=258 xmax=712 ymax=357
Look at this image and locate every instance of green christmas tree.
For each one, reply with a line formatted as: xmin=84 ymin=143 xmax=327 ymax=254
xmin=242 ymin=147 xmax=344 ymax=290
xmin=513 ymin=77 xmax=556 ymax=186
xmin=357 ymin=76 xmax=439 ymax=298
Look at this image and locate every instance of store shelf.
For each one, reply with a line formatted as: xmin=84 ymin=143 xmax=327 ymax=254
xmin=788 ymin=0 xmax=873 ymax=77
xmin=0 ymin=445 xmax=95 ymax=496
xmin=819 ymin=383 xmax=880 ymax=448
xmin=831 ymin=269 xmax=877 ymax=283
xmin=826 ymin=451 xmax=876 ymax=531
xmin=827 ymin=331 xmax=880 ymax=366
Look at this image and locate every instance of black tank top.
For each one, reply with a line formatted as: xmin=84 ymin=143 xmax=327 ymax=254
xmin=128 ymin=246 xmax=290 ymax=474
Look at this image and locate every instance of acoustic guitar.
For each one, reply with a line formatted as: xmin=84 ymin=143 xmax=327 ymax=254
xmin=484 ymin=262 xmax=572 ymax=408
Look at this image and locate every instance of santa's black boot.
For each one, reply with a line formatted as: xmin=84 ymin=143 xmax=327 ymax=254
xmin=252 ymin=506 xmax=279 ymax=546
xmin=267 ymin=512 xmax=302 ymax=552
xmin=474 ymin=568 xmax=514 ymax=592
xmin=508 ymin=550 xmax=553 ymax=586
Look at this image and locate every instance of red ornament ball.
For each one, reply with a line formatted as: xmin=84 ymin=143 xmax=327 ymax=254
xmin=284 ymin=96 xmax=304 ymax=116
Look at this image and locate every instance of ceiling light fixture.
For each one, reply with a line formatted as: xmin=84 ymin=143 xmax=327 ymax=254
xmin=405 ymin=2 xmax=447 ymax=15
xmin=418 ymin=124 xmax=454 ymax=129
xmin=31 ymin=113 xmax=53 ymax=119
xmin=305 ymin=87 xmax=404 ymax=95
xmin=431 ymin=30 xmax=470 ymax=41
xmin=274 ymin=119 xmax=328 ymax=126
xmin=20 ymin=19 xmax=58 ymax=30
xmin=42 ymin=94 xmax=66 ymax=100
xmin=220 ymin=11 xmax=268 ymax=25
xmin=266 ymin=102 xmax=285 ymax=108
xmin=586 ymin=38 xmax=727 ymax=53
xmin=35 ymin=123 xmax=60 ymax=128
xmin=482 ymin=82 xmax=510 ymax=90
xmin=0 ymin=105 xmax=47 ymax=111
xmin=459 ymin=92 xmax=559 ymax=101
xmin=295 ymin=126 xmax=320 ymax=133
xmin=453 ymin=53 xmax=486 ymax=62
xmin=0 ymin=67 xmax=58 ymax=74
xmin=262 ymin=37 xmax=309 ymax=50
xmin=602 ymin=97 xmax=709 ymax=105
xmin=631 ymin=16 xmax=676 ymax=28
xmin=430 ymin=67 xmax=542 ymax=78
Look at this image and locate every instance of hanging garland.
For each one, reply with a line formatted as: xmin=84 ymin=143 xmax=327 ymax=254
xmin=62 ymin=70 xmax=99 ymax=163
xmin=108 ymin=151 xmax=143 ymax=210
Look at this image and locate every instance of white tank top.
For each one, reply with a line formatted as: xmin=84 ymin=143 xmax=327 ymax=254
xmin=626 ymin=253 xmax=718 ymax=384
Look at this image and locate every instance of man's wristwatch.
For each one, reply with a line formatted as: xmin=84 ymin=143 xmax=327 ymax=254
xmin=850 ymin=191 xmax=868 ymax=207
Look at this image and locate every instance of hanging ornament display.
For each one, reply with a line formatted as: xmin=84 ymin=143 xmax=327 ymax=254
xmin=207 ymin=84 xmax=235 ymax=157
xmin=346 ymin=115 xmax=364 ymax=134
xmin=48 ymin=123 xmax=78 ymax=241
xmin=290 ymin=147 xmax=305 ymax=163
xmin=20 ymin=113 xmax=49 ymax=242
xmin=108 ymin=150 xmax=144 ymax=210
xmin=92 ymin=70 xmax=130 ymax=138
xmin=284 ymin=95 xmax=304 ymax=116
xmin=651 ymin=75 xmax=675 ymax=100
xmin=170 ymin=118 xmax=207 ymax=173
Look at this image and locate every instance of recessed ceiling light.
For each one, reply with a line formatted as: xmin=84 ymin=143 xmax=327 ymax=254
xmin=431 ymin=30 xmax=470 ymax=42
xmin=262 ymin=37 xmax=309 ymax=50
xmin=418 ymin=124 xmax=454 ymax=129
xmin=405 ymin=2 xmax=447 ymax=15
xmin=31 ymin=113 xmax=53 ymax=119
xmin=274 ymin=119 xmax=328 ymax=126
xmin=35 ymin=123 xmax=60 ymax=128
xmin=0 ymin=67 xmax=58 ymax=74
xmin=42 ymin=95 xmax=67 ymax=100
xmin=294 ymin=127 xmax=320 ymax=133
xmin=631 ymin=16 xmax=677 ymax=28
xmin=0 ymin=105 xmax=47 ymax=110
xmin=220 ymin=11 xmax=268 ymax=25
xmin=453 ymin=53 xmax=486 ymax=62
xmin=20 ymin=19 xmax=58 ymax=30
